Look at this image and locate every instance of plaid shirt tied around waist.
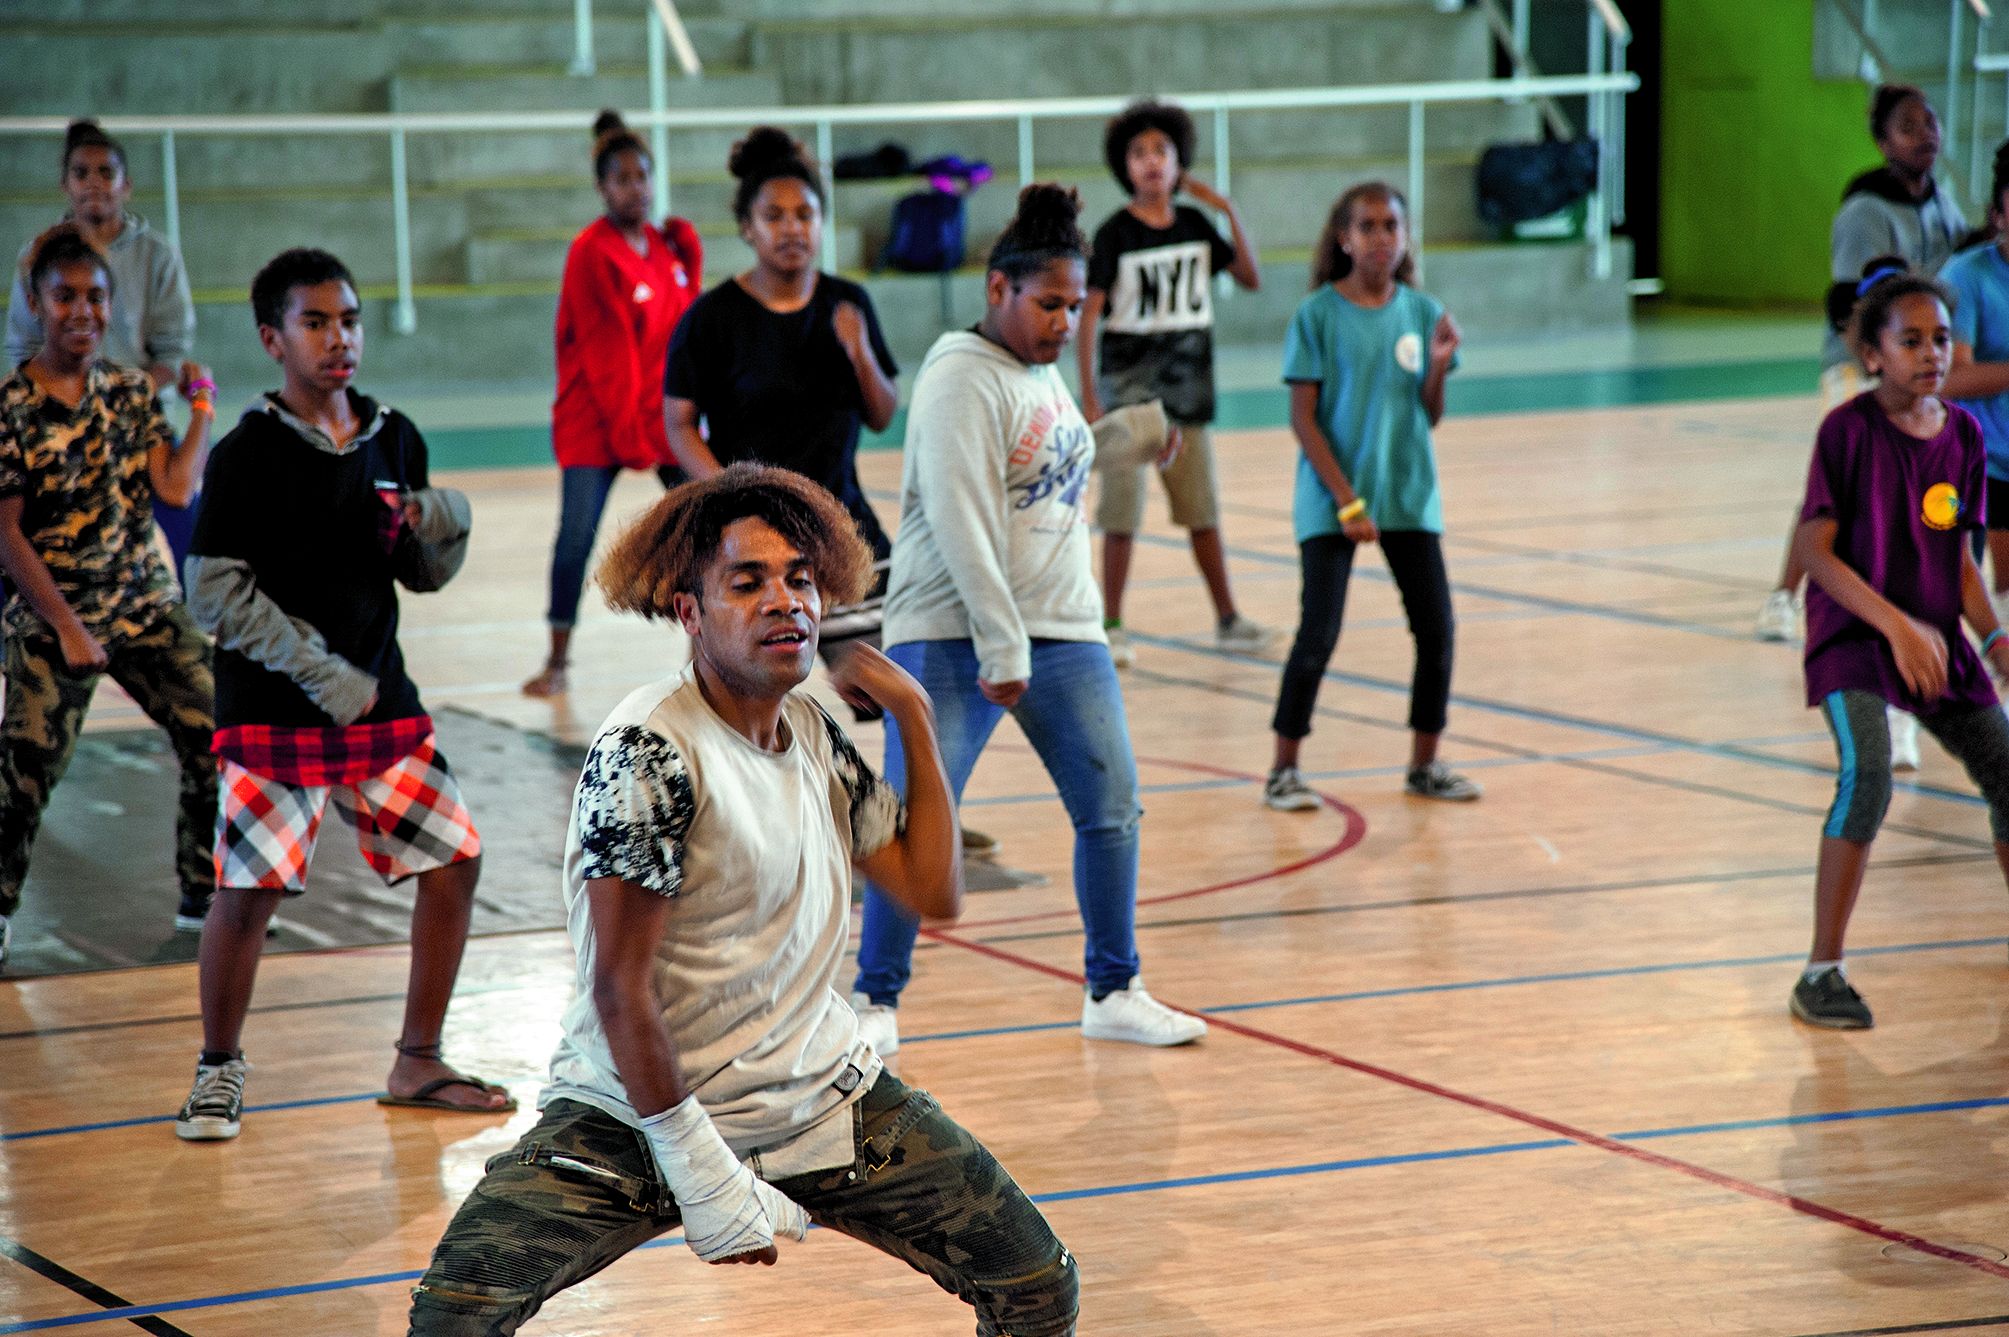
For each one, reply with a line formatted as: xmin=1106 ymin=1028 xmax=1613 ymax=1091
xmin=212 ymin=715 xmax=435 ymax=786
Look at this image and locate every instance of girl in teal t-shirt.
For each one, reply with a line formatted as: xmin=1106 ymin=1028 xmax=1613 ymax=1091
xmin=1263 ymin=182 xmax=1478 ymax=810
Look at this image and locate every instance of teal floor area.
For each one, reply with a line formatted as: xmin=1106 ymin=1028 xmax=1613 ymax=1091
xmin=226 ymin=304 xmax=1826 ymax=473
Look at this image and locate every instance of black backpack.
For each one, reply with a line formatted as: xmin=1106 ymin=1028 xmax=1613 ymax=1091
xmin=1476 ymin=139 xmax=1600 ymax=225
xmin=884 ymin=189 xmax=967 ymax=273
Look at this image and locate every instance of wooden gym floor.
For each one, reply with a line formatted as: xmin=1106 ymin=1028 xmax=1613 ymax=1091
xmin=6 ymin=391 xmax=2009 ymax=1335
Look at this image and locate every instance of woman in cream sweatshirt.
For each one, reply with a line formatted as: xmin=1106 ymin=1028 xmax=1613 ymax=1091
xmin=850 ymin=184 xmax=1207 ymax=1055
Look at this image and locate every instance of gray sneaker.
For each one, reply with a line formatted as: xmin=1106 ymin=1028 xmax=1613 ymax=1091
xmin=175 ymin=1057 xmax=249 ymax=1141
xmin=1216 ymin=614 xmax=1273 ymax=652
xmin=1405 ymin=762 xmax=1482 ymax=802
xmin=1262 ymin=767 xmax=1321 ymax=811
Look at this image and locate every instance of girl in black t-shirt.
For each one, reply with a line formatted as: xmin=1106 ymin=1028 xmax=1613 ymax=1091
xmin=664 ymin=127 xmax=899 ymax=569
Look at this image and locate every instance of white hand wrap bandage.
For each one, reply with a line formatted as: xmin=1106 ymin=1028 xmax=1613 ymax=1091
xmin=641 ymin=1096 xmax=809 ymax=1262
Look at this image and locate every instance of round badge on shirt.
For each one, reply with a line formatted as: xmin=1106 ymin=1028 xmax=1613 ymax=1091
xmin=1394 ymin=332 xmax=1424 ymax=374
xmin=1922 ymin=482 xmax=1961 ymax=531
xmin=633 ymin=282 xmax=654 ymax=304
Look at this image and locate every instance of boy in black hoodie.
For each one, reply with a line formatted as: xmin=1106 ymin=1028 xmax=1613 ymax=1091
xmin=174 ymin=248 xmax=512 ymax=1141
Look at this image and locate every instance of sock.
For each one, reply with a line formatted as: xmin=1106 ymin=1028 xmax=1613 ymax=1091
xmin=199 ymin=1049 xmax=241 ymax=1067
xmin=1802 ymin=960 xmax=1843 ymax=982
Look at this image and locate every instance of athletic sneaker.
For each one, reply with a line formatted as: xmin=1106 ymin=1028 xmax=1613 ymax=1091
xmin=1262 ymin=767 xmax=1321 ymax=812
xmin=1405 ymin=762 xmax=1483 ymax=801
xmin=1755 ymin=589 xmax=1799 ymax=643
xmin=173 ymin=892 xmax=211 ymax=934
xmin=1216 ymin=614 xmax=1273 ymax=652
xmin=175 ymin=1056 xmax=249 ymax=1141
xmin=1790 ymin=967 xmax=1873 ymax=1030
xmin=849 ymin=992 xmax=899 ymax=1059
xmin=1081 ymin=977 xmax=1206 ymax=1046
xmin=1889 ymin=707 xmax=1921 ymax=773
xmin=1106 ymin=626 xmax=1135 ymax=669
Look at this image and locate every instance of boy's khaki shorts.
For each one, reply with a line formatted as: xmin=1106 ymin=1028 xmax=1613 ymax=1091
xmin=1095 ymin=422 xmax=1220 ymax=534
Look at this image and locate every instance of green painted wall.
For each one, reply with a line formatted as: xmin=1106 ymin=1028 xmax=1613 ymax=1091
xmin=1660 ymin=4 xmax=1870 ymax=306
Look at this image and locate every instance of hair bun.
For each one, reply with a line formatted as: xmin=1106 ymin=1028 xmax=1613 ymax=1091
xmin=729 ymin=126 xmax=803 ymax=182
xmin=592 ymin=109 xmax=627 ymax=142
xmin=1015 ymin=183 xmax=1082 ymax=227
xmin=64 ymin=118 xmax=103 ymax=148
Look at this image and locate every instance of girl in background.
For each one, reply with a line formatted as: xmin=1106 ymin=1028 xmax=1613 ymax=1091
xmin=1941 ymin=141 xmax=2009 ymax=607
xmin=523 ymin=111 xmax=702 ymax=697
xmin=6 ymin=120 xmax=201 ymax=574
xmin=1758 ymin=85 xmax=1970 ymax=771
xmin=1264 ymin=182 xmax=1477 ymax=812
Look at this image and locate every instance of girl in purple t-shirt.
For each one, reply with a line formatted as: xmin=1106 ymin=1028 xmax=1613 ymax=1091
xmin=1792 ymin=268 xmax=2009 ymax=1030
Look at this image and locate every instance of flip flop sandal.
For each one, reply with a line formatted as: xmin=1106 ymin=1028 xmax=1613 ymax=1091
xmin=377 ymin=1074 xmax=518 ymax=1113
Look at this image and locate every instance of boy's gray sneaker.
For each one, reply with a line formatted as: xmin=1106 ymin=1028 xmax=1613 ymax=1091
xmin=176 ymin=1057 xmax=249 ymax=1141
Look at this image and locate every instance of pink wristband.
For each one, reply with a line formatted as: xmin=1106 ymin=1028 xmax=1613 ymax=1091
xmin=187 ymin=377 xmax=216 ymax=394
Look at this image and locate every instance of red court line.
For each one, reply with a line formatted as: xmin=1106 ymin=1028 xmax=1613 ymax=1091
xmin=949 ymin=754 xmax=1368 ymax=931
xmin=925 ymin=928 xmax=2009 ymax=1283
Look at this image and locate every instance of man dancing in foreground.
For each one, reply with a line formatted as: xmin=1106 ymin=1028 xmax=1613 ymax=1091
xmin=408 ymin=463 xmax=1078 ymax=1336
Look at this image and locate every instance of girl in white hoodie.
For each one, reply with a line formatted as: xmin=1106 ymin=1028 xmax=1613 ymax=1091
xmin=851 ymin=184 xmax=1205 ymax=1054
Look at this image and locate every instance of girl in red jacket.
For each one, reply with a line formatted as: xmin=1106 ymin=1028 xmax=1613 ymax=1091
xmin=523 ymin=111 xmax=702 ymax=697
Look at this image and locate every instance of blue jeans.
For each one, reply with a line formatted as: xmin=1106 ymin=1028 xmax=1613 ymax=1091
xmin=854 ymin=637 xmax=1143 ymax=1003
xmin=545 ymin=464 xmax=681 ymax=628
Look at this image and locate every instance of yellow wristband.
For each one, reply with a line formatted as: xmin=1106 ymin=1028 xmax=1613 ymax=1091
xmin=1337 ymin=498 xmax=1367 ymax=523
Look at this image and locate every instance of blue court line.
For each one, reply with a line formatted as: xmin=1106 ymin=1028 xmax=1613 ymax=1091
xmin=11 ymin=936 xmax=2004 ymax=1147
xmin=1 ymin=1092 xmax=397 ymax=1143
xmin=957 ymin=744 xmax=1671 ymax=809
xmin=6 ymin=1089 xmax=2000 ymax=1334
xmin=1613 ymin=1097 xmax=2009 ymax=1142
xmin=1129 ymin=628 xmax=1993 ymax=813
xmin=1126 ymin=529 xmax=1756 ymax=643
xmin=1197 ymin=937 xmax=2009 ymax=1013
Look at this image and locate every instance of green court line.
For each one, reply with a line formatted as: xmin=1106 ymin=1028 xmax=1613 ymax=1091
xmin=424 ymin=355 xmax=1822 ymax=472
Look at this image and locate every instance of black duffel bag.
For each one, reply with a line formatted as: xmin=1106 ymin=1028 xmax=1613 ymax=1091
xmin=1476 ymin=138 xmax=1600 ymax=225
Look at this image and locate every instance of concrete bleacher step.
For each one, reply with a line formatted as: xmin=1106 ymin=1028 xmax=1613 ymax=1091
xmin=183 ymin=236 xmax=1629 ymax=402
xmin=750 ymin=4 xmax=1491 ymax=105
xmin=464 ymin=225 xmax=869 ymax=285
xmin=803 ymin=98 xmax=1534 ymax=194
xmin=386 ymin=13 xmax=751 ymax=71
xmin=0 ymin=190 xmax=475 ymax=293
xmin=390 ymin=66 xmax=784 ymax=114
xmin=6 ymin=25 xmax=392 ymax=116
xmin=405 ymin=126 xmax=749 ymax=192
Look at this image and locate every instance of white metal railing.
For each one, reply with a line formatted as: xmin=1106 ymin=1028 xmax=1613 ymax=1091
xmin=0 ymin=73 xmax=1637 ymax=334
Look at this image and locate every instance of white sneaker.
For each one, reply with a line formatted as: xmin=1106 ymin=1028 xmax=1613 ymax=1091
xmin=175 ymin=1056 xmax=248 ymax=1141
xmin=1216 ymin=614 xmax=1273 ymax=652
xmin=849 ymin=991 xmax=899 ymax=1059
xmin=1081 ymin=977 xmax=1206 ymax=1046
xmin=1889 ymin=707 xmax=1921 ymax=772
xmin=1106 ymin=626 xmax=1135 ymax=669
xmin=1755 ymin=589 xmax=1799 ymax=642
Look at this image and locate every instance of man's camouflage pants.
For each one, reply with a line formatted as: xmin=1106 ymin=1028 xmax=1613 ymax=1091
xmin=407 ymin=1072 xmax=1078 ymax=1336
xmin=0 ymin=606 xmax=216 ymax=917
